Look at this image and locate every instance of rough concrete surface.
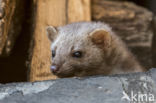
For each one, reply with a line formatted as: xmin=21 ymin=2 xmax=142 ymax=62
xmin=0 ymin=68 xmax=156 ymax=103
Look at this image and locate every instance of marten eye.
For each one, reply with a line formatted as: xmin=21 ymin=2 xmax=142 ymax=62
xmin=72 ymin=51 xmax=82 ymax=58
xmin=52 ymin=50 xmax=55 ymax=58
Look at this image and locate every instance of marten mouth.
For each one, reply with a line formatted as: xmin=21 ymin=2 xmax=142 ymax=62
xmin=50 ymin=65 xmax=85 ymax=78
xmin=53 ymin=72 xmax=74 ymax=78
xmin=52 ymin=68 xmax=76 ymax=78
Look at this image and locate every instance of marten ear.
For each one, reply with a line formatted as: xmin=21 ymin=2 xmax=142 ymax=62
xmin=46 ymin=26 xmax=58 ymax=42
xmin=89 ymin=29 xmax=111 ymax=48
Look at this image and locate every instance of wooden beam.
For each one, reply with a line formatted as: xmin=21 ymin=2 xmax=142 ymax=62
xmin=0 ymin=0 xmax=25 ymax=56
xmin=67 ymin=0 xmax=91 ymax=23
xmin=29 ymin=0 xmax=91 ymax=82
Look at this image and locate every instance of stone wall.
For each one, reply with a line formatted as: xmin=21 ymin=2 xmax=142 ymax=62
xmin=0 ymin=68 xmax=156 ymax=103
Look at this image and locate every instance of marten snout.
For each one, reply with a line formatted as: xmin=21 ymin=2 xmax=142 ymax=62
xmin=50 ymin=65 xmax=60 ymax=74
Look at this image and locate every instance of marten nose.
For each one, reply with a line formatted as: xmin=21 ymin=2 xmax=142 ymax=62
xmin=50 ymin=65 xmax=60 ymax=73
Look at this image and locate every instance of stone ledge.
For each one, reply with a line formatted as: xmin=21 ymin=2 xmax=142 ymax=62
xmin=0 ymin=68 xmax=156 ymax=103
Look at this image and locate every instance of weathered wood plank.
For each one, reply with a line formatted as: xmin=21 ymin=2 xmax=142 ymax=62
xmin=0 ymin=0 xmax=30 ymax=83
xmin=0 ymin=0 xmax=24 ymax=56
xmin=67 ymin=0 xmax=91 ymax=23
xmin=0 ymin=0 xmax=15 ymax=55
xmin=29 ymin=0 xmax=91 ymax=82
xmin=29 ymin=0 xmax=66 ymax=82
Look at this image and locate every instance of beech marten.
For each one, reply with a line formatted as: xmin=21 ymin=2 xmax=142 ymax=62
xmin=46 ymin=22 xmax=146 ymax=78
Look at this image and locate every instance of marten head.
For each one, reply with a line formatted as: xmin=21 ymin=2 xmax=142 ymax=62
xmin=46 ymin=22 xmax=112 ymax=78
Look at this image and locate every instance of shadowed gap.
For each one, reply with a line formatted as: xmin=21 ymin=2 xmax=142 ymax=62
xmin=0 ymin=0 xmax=33 ymax=83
